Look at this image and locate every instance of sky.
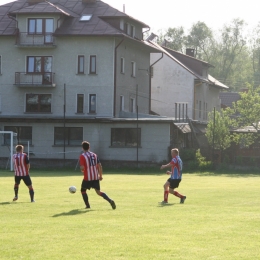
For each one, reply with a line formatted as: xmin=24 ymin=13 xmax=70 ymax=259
xmin=1 ymin=0 xmax=259 ymax=33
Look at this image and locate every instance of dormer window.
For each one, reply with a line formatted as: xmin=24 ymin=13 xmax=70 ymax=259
xmin=80 ymin=14 xmax=92 ymax=21
xmin=28 ymin=18 xmax=53 ymax=34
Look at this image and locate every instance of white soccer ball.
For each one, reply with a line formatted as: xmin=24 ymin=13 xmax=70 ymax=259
xmin=69 ymin=186 xmax=77 ymax=194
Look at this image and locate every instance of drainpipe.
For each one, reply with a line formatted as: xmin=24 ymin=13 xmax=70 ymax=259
xmin=113 ymin=37 xmax=124 ymax=117
xmin=149 ymin=52 xmax=163 ymax=113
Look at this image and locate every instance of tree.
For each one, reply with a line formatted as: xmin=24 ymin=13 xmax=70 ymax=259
xmin=249 ymin=22 xmax=260 ymax=87
xmin=233 ymin=85 xmax=260 ymax=130
xmin=205 ymin=108 xmax=235 ymax=161
xmin=163 ymin=26 xmax=186 ymax=52
xmin=186 ymin=21 xmax=213 ymax=60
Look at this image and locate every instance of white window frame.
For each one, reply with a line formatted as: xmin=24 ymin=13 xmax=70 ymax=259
xmin=0 ymin=55 xmax=2 ymax=74
xmin=130 ymin=97 xmax=135 ymax=113
xmin=89 ymin=94 xmax=97 ymax=113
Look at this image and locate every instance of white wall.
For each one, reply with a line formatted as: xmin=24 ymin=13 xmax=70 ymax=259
xmin=151 ymin=53 xmax=194 ymax=118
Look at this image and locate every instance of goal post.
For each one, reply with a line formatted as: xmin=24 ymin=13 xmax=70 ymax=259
xmin=0 ymin=131 xmax=16 ymax=171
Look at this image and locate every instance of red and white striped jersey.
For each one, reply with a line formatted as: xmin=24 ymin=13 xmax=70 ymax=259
xmin=13 ymin=153 xmax=29 ymax=176
xmin=80 ymin=151 xmax=100 ymax=181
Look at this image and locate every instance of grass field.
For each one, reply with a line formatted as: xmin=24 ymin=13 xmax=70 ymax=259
xmin=0 ymin=169 xmax=259 ymax=260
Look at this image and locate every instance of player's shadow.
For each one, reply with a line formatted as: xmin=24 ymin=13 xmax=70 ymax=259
xmin=0 ymin=202 xmax=11 ymax=205
xmin=52 ymin=209 xmax=90 ymax=217
xmin=157 ymin=202 xmax=174 ymax=207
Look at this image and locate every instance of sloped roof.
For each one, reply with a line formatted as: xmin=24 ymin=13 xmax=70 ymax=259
xmin=219 ymin=92 xmax=241 ymax=108
xmin=208 ymin=75 xmax=229 ymax=89
xmin=0 ymin=0 xmax=149 ymax=36
xmin=148 ymin=40 xmax=228 ymax=90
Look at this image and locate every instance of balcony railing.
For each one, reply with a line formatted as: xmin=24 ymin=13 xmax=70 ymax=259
xmin=16 ymin=32 xmax=56 ymax=47
xmin=15 ymin=72 xmax=56 ymax=87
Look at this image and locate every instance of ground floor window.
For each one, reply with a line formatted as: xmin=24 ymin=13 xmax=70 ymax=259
xmin=54 ymin=127 xmax=83 ymax=146
xmin=26 ymin=94 xmax=51 ymax=113
xmin=111 ymin=128 xmax=141 ymax=147
xmin=4 ymin=126 xmax=32 ymax=145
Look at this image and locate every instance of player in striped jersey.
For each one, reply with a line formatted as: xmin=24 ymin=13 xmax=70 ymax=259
xmin=160 ymin=148 xmax=186 ymax=204
xmin=12 ymin=145 xmax=35 ymax=202
xmin=79 ymin=141 xmax=116 ymax=209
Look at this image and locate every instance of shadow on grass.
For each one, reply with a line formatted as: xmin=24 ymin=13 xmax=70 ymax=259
xmin=52 ymin=208 xmax=89 ymax=217
xmin=157 ymin=202 xmax=175 ymax=207
xmin=0 ymin=202 xmax=11 ymax=205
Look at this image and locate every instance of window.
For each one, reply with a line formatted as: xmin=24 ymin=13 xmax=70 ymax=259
xmin=89 ymin=94 xmax=96 ymax=113
xmin=199 ymin=101 xmax=201 ymax=118
xmin=120 ymin=95 xmax=124 ymax=111
xmin=0 ymin=55 xmax=2 ymax=74
xmin=26 ymin=94 xmax=51 ymax=113
xmin=130 ymin=98 xmax=135 ymax=113
xmin=28 ymin=18 xmax=53 ymax=34
xmin=120 ymin=57 xmax=125 ymax=74
xmin=130 ymin=25 xmax=134 ymax=37
xmin=27 ymin=56 xmax=52 ymax=73
xmin=111 ymin=128 xmax=141 ymax=147
xmin=89 ymin=55 xmax=96 ymax=74
xmin=80 ymin=14 xmax=92 ymax=21
xmin=124 ymin=23 xmax=128 ymax=33
xmin=4 ymin=126 xmax=32 ymax=145
xmin=54 ymin=127 xmax=83 ymax=146
xmin=27 ymin=56 xmax=52 ymax=84
xmin=131 ymin=61 xmax=136 ymax=77
xmin=77 ymin=94 xmax=84 ymax=113
xmin=78 ymin=55 xmax=84 ymax=74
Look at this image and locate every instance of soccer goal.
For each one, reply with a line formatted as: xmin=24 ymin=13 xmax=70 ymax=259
xmin=0 ymin=131 xmax=16 ymax=171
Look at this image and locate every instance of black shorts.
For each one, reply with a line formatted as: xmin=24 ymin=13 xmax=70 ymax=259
xmin=81 ymin=180 xmax=100 ymax=191
xmin=167 ymin=178 xmax=181 ymax=189
xmin=15 ymin=175 xmax=32 ymax=186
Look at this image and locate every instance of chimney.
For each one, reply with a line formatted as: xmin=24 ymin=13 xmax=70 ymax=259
xmin=186 ymin=48 xmax=195 ymax=57
xmin=82 ymin=0 xmax=96 ymax=3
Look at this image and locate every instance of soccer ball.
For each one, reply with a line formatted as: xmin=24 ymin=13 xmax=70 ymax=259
xmin=69 ymin=186 xmax=77 ymax=194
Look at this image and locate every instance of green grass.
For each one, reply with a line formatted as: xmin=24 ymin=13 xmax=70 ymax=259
xmin=0 ymin=169 xmax=259 ymax=259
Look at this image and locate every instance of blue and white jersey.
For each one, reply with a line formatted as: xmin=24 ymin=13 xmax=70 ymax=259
xmin=170 ymin=155 xmax=183 ymax=180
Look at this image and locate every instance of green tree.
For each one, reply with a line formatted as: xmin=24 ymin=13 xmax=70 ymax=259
xmin=205 ymin=109 xmax=235 ymax=161
xmin=211 ymin=19 xmax=247 ymax=85
xmin=249 ymin=22 xmax=260 ymax=87
xmin=234 ymin=85 xmax=260 ymax=130
xmin=186 ymin=21 xmax=213 ymax=60
xmin=163 ymin=26 xmax=186 ymax=52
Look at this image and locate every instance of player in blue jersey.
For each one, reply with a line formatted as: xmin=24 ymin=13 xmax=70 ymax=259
xmin=160 ymin=148 xmax=186 ymax=204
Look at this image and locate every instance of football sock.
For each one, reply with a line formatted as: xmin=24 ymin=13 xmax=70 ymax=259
xmin=14 ymin=184 xmax=19 ymax=197
xmin=164 ymin=190 xmax=169 ymax=202
xmin=81 ymin=190 xmax=90 ymax=208
xmin=29 ymin=188 xmax=34 ymax=201
xmin=173 ymin=191 xmax=182 ymax=198
xmin=99 ymin=192 xmax=111 ymax=202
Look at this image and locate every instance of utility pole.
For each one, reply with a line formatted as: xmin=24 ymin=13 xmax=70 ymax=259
xmin=136 ymin=84 xmax=139 ymax=168
xmin=63 ymin=83 xmax=66 ymax=165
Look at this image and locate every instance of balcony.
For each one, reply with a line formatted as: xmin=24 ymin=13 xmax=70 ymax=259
xmin=14 ymin=72 xmax=56 ymax=87
xmin=15 ymin=32 xmax=56 ymax=48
